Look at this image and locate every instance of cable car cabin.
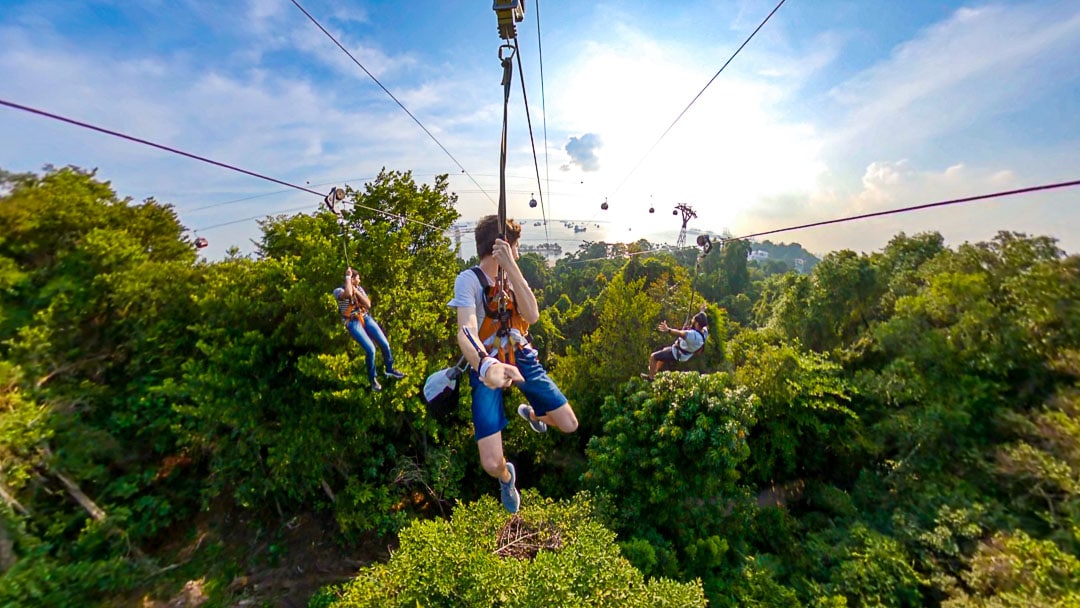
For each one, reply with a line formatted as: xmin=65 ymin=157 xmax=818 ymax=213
xmin=529 ymin=195 xmax=537 ymax=208
xmin=194 ymin=237 xmax=209 ymax=249
xmin=601 ymin=199 xmax=609 ymax=210
xmin=649 ymin=207 xmax=655 ymax=213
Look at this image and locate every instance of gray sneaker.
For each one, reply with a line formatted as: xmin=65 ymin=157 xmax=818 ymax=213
xmin=370 ymin=378 xmax=382 ymax=391
xmin=517 ymin=404 xmax=548 ymax=433
xmin=500 ymin=462 xmax=520 ymax=513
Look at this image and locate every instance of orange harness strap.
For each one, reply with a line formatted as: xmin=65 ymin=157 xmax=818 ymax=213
xmin=472 ymin=267 xmax=529 ymax=365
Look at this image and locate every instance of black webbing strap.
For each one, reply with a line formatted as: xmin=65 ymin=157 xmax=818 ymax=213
xmin=496 ymin=43 xmax=516 ymax=318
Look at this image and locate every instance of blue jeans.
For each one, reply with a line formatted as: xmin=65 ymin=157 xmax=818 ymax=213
xmin=345 ymin=314 xmax=395 ymax=381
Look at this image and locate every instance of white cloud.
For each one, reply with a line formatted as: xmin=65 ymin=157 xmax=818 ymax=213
xmin=826 ymin=4 xmax=1080 ymax=152
xmin=530 ymin=18 xmax=827 ymax=239
xmin=329 ymin=5 xmax=369 ymax=26
xmin=565 ymin=133 xmax=602 ymax=172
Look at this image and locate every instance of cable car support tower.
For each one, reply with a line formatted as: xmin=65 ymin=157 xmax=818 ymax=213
xmin=673 ymin=203 xmax=697 ymax=249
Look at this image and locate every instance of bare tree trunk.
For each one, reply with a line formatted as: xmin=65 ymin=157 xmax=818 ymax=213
xmin=320 ymin=478 xmax=336 ymax=501
xmin=52 ymin=469 xmax=106 ymax=521
xmin=39 ymin=446 xmax=147 ymax=561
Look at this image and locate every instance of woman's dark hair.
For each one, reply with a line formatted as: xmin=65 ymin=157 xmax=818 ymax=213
xmin=475 ymin=214 xmax=522 ymax=258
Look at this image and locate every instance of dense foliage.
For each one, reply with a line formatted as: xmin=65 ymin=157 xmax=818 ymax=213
xmin=1 ymin=165 xmax=1079 ymax=606
xmin=311 ymin=492 xmax=706 ymax=607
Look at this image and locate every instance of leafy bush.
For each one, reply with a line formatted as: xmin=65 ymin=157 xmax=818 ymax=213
xmin=312 ymin=491 xmax=706 ymax=607
xmin=945 ymin=530 xmax=1080 ymax=607
xmin=584 ymin=371 xmax=756 ymax=543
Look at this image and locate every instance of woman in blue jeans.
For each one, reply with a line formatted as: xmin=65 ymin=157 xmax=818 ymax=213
xmin=333 ymin=267 xmax=405 ymax=391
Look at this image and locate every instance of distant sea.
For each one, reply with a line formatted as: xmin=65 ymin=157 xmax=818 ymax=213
xmin=450 ymin=217 xmax=718 ymax=262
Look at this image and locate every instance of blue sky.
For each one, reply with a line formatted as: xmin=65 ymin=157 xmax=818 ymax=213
xmin=1 ymin=0 xmax=1078 ymax=260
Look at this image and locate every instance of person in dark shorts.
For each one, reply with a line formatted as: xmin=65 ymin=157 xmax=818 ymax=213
xmin=642 ymin=309 xmax=708 ymax=382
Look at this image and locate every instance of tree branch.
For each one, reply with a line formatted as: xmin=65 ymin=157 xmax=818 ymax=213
xmin=0 ymin=482 xmax=29 ymax=517
xmin=35 ymin=353 xmax=114 ymax=388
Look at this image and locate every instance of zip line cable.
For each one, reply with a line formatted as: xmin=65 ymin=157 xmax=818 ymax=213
xmin=534 ymin=0 xmax=552 ymax=226
xmin=288 ymin=0 xmax=496 ymax=208
xmin=723 ymin=178 xmax=1080 ymax=243
xmin=1 ymin=99 xmax=324 ymax=197
xmin=513 ymin=38 xmax=553 ymax=247
xmin=0 ymin=98 xmax=440 ymax=231
xmin=610 ymin=0 xmax=789 ymax=198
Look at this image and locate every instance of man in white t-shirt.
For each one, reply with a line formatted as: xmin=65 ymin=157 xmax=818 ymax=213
xmin=448 ymin=215 xmax=579 ymax=514
xmin=641 ymin=309 xmax=708 ymax=382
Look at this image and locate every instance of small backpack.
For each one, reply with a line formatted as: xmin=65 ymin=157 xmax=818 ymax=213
xmin=421 ymin=357 xmax=468 ymax=422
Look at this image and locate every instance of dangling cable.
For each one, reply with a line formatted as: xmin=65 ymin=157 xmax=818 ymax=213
xmin=339 ymin=222 xmax=352 ymax=269
xmin=324 ymin=186 xmax=352 ymax=268
xmin=682 ymin=253 xmax=704 ymax=328
xmin=682 ymin=235 xmax=714 ymax=327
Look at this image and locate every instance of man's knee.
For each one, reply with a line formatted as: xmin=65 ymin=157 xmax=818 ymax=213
xmin=551 ymin=405 xmax=578 ymax=434
xmin=478 ymin=449 xmax=504 ymax=477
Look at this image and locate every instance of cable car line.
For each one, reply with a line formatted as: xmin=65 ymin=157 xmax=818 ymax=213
xmin=0 ymin=98 xmax=440 ymax=232
xmin=195 ymin=203 xmax=315 ymax=232
xmin=513 ymin=33 xmax=552 ymax=247
xmin=288 ymin=0 xmax=496 ymax=208
xmin=609 ymin=0 xmax=789 ymax=199
xmin=534 ymin=0 xmax=553 ymax=232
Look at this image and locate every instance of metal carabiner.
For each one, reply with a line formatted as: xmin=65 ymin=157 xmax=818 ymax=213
xmin=498 ymin=43 xmax=516 ymax=62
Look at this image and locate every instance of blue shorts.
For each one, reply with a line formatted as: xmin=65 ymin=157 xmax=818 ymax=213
xmin=469 ymin=346 xmax=568 ymax=440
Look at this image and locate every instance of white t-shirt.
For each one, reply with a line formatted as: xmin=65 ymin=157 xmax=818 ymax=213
xmin=673 ymin=328 xmax=706 ymax=362
xmin=447 ymin=267 xmax=492 ymax=326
